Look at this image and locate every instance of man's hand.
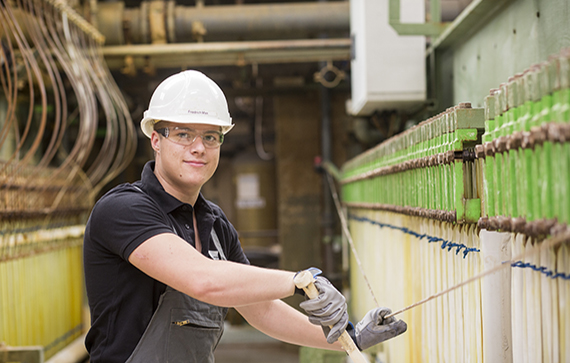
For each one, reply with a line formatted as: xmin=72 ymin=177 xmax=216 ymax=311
xmin=299 ymin=276 xmax=349 ymax=344
xmin=347 ymin=307 xmax=407 ymax=350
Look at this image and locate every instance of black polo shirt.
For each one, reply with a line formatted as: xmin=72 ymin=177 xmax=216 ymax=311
xmin=83 ymin=161 xmax=249 ymax=363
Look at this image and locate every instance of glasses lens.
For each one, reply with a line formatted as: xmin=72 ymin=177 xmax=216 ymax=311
xmin=168 ymin=128 xmax=223 ymax=148
xmin=170 ymin=128 xmax=196 ymax=145
xmin=202 ymin=131 xmax=223 ymax=147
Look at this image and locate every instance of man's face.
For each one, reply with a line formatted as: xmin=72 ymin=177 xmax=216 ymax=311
xmin=152 ymin=122 xmax=221 ymax=196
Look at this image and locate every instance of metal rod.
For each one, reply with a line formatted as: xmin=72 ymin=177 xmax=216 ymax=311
xmin=103 ymin=38 xmax=352 ymax=56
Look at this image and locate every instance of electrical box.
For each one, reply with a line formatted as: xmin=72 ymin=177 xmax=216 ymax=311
xmin=348 ymin=0 xmax=426 ymax=116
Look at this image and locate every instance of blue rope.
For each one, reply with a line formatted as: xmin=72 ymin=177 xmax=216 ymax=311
xmin=510 ymin=261 xmax=570 ymax=280
xmin=349 ymin=214 xmax=480 ymax=258
xmin=348 ymin=215 xmax=570 ymax=280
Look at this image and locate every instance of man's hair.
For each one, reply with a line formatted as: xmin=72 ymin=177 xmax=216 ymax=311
xmin=153 ymin=120 xmax=166 ymax=131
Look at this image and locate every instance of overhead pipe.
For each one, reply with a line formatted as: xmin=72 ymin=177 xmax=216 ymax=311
xmin=102 ymin=38 xmax=352 ymax=56
xmin=96 ymin=1 xmax=350 ymax=46
xmin=172 ymin=1 xmax=349 ymax=42
xmin=102 ymin=38 xmax=352 ymax=69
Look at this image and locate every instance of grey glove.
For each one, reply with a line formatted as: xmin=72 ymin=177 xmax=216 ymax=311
xmin=347 ymin=307 xmax=407 ymax=351
xmin=299 ymin=276 xmax=349 ymax=344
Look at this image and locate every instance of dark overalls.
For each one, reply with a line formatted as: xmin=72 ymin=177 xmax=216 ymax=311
xmin=127 ymin=186 xmax=228 ymax=362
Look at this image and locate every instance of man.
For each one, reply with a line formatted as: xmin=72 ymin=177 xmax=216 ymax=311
xmin=83 ymin=70 xmax=406 ymax=363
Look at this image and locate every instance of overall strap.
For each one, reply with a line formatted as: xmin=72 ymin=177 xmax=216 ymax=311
xmin=210 ymin=229 xmax=227 ymax=261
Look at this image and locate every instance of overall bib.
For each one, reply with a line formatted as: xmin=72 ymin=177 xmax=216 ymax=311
xmin=126 ymin=186 xmax=228 ymax=362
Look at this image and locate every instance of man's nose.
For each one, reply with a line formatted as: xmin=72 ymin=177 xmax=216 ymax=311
xmin=190 ymin=135 xmax=206 ymax=152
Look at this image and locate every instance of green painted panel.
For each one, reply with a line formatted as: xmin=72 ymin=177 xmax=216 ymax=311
xmin=445 ymin=0 xmax=570 ymax=109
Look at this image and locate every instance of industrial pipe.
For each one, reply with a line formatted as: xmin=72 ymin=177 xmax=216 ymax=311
xmin=102 ymin=38 xmax=352 ymax=56
xmin=102 ymin=38 xmax=352 ymax=69
xmin=96 ymin=1 xmax=350 ymax=46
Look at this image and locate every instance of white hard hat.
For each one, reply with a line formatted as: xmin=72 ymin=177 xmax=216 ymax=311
xmin=140 ymin=70 xmax=234 ymax=138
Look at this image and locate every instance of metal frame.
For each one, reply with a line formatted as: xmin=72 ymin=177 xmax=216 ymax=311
xmin=388 ymin=0 xmax=448 ymax=36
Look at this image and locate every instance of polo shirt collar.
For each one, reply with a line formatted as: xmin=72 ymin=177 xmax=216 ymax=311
xmin=139 ymin=161 xmax=182 ymax=214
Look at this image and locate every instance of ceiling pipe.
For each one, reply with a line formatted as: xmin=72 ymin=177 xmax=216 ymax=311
xmin=103 ymin=38 xmax=352 ymax=56
xmin=102 ymin=38 xmax=352 ymax=69
xmin=171 ymin=1 xmax=349 ymax=42
xmin=95 ymin=1 xmax=350 ymax=46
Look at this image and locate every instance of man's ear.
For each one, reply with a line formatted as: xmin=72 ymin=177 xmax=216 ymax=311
xmin=151 ymin=131 xmax=160 ymax=153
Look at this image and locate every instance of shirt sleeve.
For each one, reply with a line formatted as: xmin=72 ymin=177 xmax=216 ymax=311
xmin=86 ymin=186 xmax=174 ymax=262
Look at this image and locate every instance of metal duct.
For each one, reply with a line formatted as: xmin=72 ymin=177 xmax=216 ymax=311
xmin=95 ymin=1 xmax=350 ymax=46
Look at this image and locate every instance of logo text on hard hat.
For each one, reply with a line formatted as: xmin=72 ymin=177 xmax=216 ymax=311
xmin=187 ymin=110 xmax=217 ymax=117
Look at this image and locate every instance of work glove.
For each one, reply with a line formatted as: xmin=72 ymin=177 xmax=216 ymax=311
xmin=299 ymin=276 xmax=349 ymax=344
xmin=346 ymin=307 xmax=407 ymax=351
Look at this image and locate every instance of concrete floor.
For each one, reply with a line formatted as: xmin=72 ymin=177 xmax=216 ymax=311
xmin=214 ymin=323 xmax=299 ymax=363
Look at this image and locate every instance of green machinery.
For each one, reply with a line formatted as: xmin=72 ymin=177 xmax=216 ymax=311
xmin=342 ymin=104 xmax=485 ymax=225
xmin=478 ymin=51 xmax=570 ymax=236
xmin=342 ymin=48 xmax=570 ymax=238
xmin=330 ymin=48 xmax=570 ymax=363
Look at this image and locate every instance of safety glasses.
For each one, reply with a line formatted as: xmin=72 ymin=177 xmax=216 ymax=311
xmin=155 ymin=127 xmax=224 ymax=148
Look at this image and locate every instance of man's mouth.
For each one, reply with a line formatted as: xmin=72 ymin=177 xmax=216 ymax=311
xmin=185 ymin=160 xmax=206 ymax=167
